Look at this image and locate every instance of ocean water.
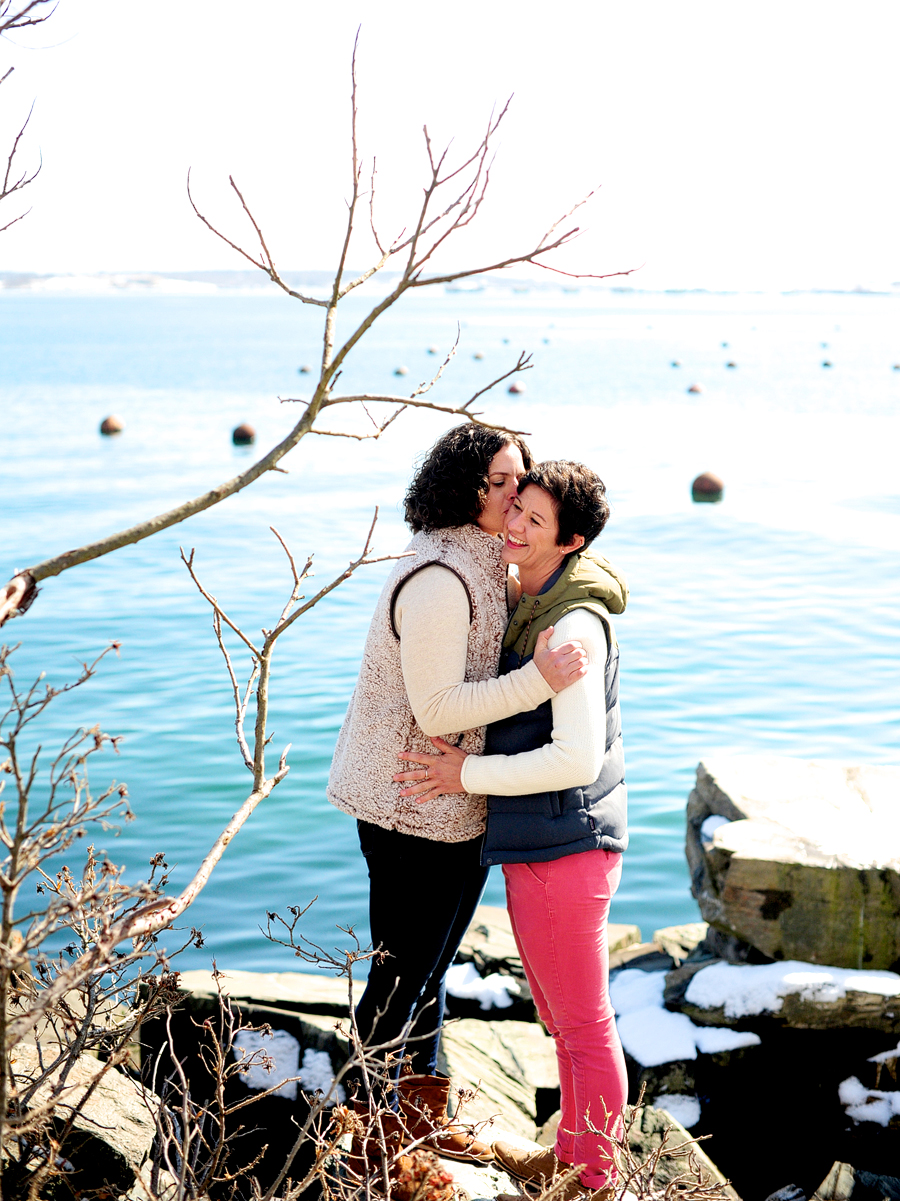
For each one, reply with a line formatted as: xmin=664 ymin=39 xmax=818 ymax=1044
xmin=2 ymin=284 xmax=899 ymax=972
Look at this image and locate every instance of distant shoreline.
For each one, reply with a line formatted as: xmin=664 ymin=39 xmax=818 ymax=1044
xmin=2 ymin=269 xmax=900 ymax=299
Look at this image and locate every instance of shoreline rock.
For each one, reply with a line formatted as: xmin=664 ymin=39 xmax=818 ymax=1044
xmin=687 ymin=756 xmax=900 ymax=970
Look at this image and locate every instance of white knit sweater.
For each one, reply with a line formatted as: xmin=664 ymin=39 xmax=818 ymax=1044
xmin=326 ymin=524 xmax=555 ymax=842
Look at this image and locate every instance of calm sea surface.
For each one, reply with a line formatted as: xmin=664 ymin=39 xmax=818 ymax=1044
xmin=2 ymin=285 xmax=899 ymax=971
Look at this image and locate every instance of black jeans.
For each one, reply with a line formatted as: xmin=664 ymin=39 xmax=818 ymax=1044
xmin=352 ymin=819 xmax=489 ymax=1079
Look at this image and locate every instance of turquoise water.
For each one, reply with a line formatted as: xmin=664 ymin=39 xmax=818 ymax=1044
xmin=2 ymin=286 xmax=899 ymax=971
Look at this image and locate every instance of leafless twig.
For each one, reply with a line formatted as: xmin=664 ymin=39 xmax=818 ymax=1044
xmin=1 ymin=35 xmax=629 ymax=624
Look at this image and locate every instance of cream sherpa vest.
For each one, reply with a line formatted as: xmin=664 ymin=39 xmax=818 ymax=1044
xmin=326 ymin=524 xmax=508 ymax=842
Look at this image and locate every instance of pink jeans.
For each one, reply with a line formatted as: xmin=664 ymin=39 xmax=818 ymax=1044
xmin=503 ymin=849 xmax=627 ymax=1190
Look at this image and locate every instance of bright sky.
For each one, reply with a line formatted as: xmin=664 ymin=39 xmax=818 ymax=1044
xmin=1 ymin=0 xmax=899 ymax=289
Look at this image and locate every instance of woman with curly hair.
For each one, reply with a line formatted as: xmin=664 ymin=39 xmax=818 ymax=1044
xmin=327 ymin=425 xmax=587 ymax=1162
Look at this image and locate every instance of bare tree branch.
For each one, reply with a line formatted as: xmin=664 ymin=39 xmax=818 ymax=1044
xmin=0 ymin=0 xmax=57 ymax=37
xmin=186 ymin=169 xmax=328 ymax=308
xmin=2 ymin=36 xmax=632 ymax=626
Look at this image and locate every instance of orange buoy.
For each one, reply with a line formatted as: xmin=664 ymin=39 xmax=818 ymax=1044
xmin=232 ymin=423 xmax=256 ymax=446
xmin=508 ymin=381 xmax=526 ymax=395
xmin=100 ymin=415 xmax=124 ymax=435
xmin=687 ymin=383 xmax=704 ymax=394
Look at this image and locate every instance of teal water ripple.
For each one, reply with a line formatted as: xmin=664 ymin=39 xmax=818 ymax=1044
xmin=2 ymin=288 xmax=898 ymax=971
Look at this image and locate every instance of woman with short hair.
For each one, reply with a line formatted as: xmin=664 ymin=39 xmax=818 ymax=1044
xmin=396 ymin=460 xmax=629 ymax=1200
xmin=327 ymin=430 xmax=588 ymax=1163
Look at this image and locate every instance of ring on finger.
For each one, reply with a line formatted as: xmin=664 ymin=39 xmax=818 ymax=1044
xmin=424 ymin=767 xmax=429 ymax=781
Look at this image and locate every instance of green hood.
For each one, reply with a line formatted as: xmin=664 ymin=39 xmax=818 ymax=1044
xmin=503 ymin=549 xmax=628 ymax=661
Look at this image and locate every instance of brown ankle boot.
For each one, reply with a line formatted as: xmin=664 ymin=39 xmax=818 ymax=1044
xmin=346 ymin=1097 xmax=409 ymax=1185
xmin=492 ymin=1140 xmax=565 ymax=1185
xmin=397 ymin=1072 xmax=493 ymax=1164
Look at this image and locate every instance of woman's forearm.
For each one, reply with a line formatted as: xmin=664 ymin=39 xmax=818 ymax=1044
xmin=459 ymin=608 xmax=608 ymax=795
xmin=397 ymin=567 xmax=555 ymax=735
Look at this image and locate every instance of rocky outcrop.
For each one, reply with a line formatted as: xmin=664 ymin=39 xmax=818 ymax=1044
xmin=438 ymin=1017 xmax=559 ymax=1141
xmin=456 ymin=904 xmax=641 ymax=979
xmin=665 ymin=958 xmax=900 ymax=1034
xmin=178 ymin=966 xmax=350 ymax=1018
xmin=653 ymin=922 xmax=709 ymax=966
xmin=14 ymin=1044 xmax=158 ymax=1194
xmin=814 ymin=1162 xmax=900 ymax=1201
xmin=625 ymin=1103 xmax=739 ymax=1200
xmin=687 ymin=757 xmax=900 ymax=970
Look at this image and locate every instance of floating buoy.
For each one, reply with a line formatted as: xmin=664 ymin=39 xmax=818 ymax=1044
xmin=473 ymin=352 xmax=484 ymax=361
xmin=299 ymin=365 xmax=312 ymax=374
xmin=687 ymin=383 xmax=703 ymax=394
xmin=508 ymin=382 xmax=526 ymax=395
xmin=100 ymin=415 xmax=124 ymax=436
xmin=427 ymin=346 xmax=438 ymax=355
xmin=232 ymin=423 xmax=256 ymax=446
xmin=394 ymin=366 xmax=409 ymax=376
xmin=726 ymin=361 xmax=737 ymax=369
xmin=821 ymin=342 xmax=829 ymax=349
xmin=893 ymin=364 xmax=900 ymax=371
xmin=671 ymin=360 xmax=681 ymax=368
xmin=543 ymin=337 xmax=550 ymax=344
xmin=721 ymin=341 xmax=729 ymax=348
xmin=692 ymin=471 xmax=724 ymax=503
xmin=822 ymin=360 xmax=833 ymax=368
xmin=502 ymin=337 xmax=510 ymax=344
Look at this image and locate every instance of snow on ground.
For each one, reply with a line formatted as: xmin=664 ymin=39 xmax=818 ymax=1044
xmin=233 ymin=1027 xmax=301 ymax=1100
xmin=445 ymin=961 xmax=522 ymax=1010
xmin=839 ymin=1076 xmax=900 ymax=1127
xmin=700 ymin=815 xmax=731 ymax=846
xmin=232 ymin=1032 xmax=345 ymax=1103
xmin=684 ymin=960 xmax=900 ymax=1019
xmin=868 ymin=1039 xmax=900 ymax=1064
xmin=656 ymin=1094 xmax=702 ymax=1129
xmin=299 ymin=1047 xmax=346 ymax=1103
xmin=610 ymin=968 xmax=760 ymax=1068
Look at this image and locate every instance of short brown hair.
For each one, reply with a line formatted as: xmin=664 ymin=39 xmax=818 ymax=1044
xmin=404 ymin=425 xmax=533 ymax=533
xmin=518 ymin=461 xmax=609 ymax=547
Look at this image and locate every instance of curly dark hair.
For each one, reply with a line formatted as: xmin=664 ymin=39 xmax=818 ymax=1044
xmin=518 ymin=460 xmax=610 ymax=548
xmin=404 ymin=425 xmax=533 ymax=532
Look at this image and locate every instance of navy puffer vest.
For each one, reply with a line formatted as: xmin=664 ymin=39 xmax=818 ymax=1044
xmin=480 ymin=550 xmax=629 ymax=866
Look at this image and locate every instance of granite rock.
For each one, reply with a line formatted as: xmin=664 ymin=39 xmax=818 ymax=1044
xmin=687 ymin=757 xmax=900 ymax=970
xmin=178 ymin=967 xmax=350 ymax=1018
xmin=622 ymin=1103 xmax=739 ymax=1199
xmin=456 ymin=905 xmax=641 ymax=979
xmin=814 ymin=1161 xmax=900 ymax=1201
xmin=665 ymin=958 xmax=900 ymax=1034
xmin=653 ymin=922 xmax=709 ymax=966
xmin=13 ymin=1044 xmax=157 ymax=1193
xmin=437 ymin=1018 xmax=558 ymax=1141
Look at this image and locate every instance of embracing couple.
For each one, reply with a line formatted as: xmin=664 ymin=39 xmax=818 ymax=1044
xmin=326 ymin=424 xmax=629 ymax=1201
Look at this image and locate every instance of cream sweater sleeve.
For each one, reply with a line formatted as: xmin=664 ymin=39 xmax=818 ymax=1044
xmin=459 ymin=608 xmax=609 ymax=795
xmin=394 ymin=565 xmax=556 ymax=737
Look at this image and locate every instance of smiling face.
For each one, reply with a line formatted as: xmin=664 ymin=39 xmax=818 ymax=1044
xmin=476 ymin=442 xmax=527 ymax=536
xmin=502 ymin=483 xmax=585 ymax=592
